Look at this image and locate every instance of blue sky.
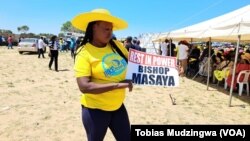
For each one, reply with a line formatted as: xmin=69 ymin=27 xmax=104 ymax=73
xmin=0 ymin=0 xmax=249 ymax=38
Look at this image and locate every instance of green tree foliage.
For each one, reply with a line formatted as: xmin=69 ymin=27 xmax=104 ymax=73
xmin=20 ymin=33 xmax=38 ymax=38
xmin=38 ymin=33 xmax=55 ymax=39
xmin=0 ymin=29 xmax=13 ymax=35
xmin=61 ymin=21 xmax=84 ymax=33
xmin=61 ymin=21 xmax=72 ymax=32
xmin=58 ymin=33 xmax=65 ymax=38
xmin=0 ymin=29 xmax=13 ymax=38
xmin=17 ymin=25 xmax=29 ymax=33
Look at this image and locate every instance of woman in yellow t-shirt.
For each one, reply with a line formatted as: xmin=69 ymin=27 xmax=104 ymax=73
xmin=72 ymin=8 xmax=133 ymax=141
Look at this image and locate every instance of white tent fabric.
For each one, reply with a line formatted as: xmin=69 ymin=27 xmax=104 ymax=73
xmin=154 ymin=5 xmax=250 ymax=106
xmin=156 ymin=5 xmax=250 ymax=41
xmin=138 ymin=33 xmax=161 ymax=54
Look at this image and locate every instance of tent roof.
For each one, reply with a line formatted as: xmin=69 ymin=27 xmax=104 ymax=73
xmin=155 ymin=5 xmax=250 ymax=42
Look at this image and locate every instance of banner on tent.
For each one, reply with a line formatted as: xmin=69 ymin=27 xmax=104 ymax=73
xmin=126 ymin=49 xmax=179 ymax=87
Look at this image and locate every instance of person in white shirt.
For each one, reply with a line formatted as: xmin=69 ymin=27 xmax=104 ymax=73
xmin=177 ymin=40 xmax=189 ymax=76
xmin=160 ymin=39 xmax=169 ymax=56
xmin=38 ymin=37 xmax=47 ymax=58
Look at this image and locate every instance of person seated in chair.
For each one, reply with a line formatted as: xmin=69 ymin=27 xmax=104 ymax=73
xmin=226 ymin=54 xmax=250 ymax=91
xmin=212 ymin=53 xmax=233 ymax=84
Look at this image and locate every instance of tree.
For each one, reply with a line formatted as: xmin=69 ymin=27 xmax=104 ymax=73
xmin=61 ymin=21 xmax=84 ymax=33
xmin=0 ymin=29 xmax=13 ymax=35
xmin=22 ymin=26 xmax=29 ymax=33
xmin=17 ymin=27 xmax=21 ymax=33
xmin=38 ymin=33 xmax=55 ymax=39
xmin=58 ymin=33 xmax=65 ymax=38
xmin=61 ymin=21 xmax=72 ymax=32
xmin=0 ymin=29 xmax=13 ymax=38
xmin=17 ymin=25 xmax=29 ymax=34
xmin=20 ymin=33 xmax=37 ymax=38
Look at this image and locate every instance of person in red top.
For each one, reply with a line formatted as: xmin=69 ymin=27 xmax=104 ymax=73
xmin=7 ymin=36 xmax=13 ymax=49
xmin=226 ymin=54 xmax=250 ymax=91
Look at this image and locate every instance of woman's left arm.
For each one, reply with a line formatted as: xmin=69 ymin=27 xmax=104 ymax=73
xmin=76 ymin=76 xmax=133 ymax=94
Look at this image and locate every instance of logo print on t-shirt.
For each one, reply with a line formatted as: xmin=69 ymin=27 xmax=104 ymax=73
xmin=102 ymin=53 xmax=127 ymax=77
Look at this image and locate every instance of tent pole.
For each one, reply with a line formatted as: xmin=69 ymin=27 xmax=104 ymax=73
xmin=229 ymin=35 xmax=241 ymax=107
xmin=206 ymin=37 xmax=211 ymax=90
xmin=152 ymin=42 xmax=158 ymax=54
xmin=169 ymin=38 xmax=172 ymax=56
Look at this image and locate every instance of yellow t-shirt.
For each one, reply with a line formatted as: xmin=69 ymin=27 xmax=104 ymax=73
xmin=74 ymin=40 xmax=128 ymax=111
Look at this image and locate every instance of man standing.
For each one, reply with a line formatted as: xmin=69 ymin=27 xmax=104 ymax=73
xmin=167 ymin=39 xmax=176 ymax=57
xmin=7 ymin=36 xmax=13 ymax=49
xmin=38 ymin=37 xmax=47 ymax=58
xmin=69 ymin=38 xmax=76 ymax=58
xmin=125 ymin=36 xmax=135 ymax=51
xmin=161 ymin=39 xmax=169 ymax=56
xmin=177 ymin=40 xmax=189 ymax=76
xmin=0 ymin=35 xmax=2 ymax=45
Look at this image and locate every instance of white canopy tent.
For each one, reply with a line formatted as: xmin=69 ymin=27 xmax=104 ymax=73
xmin=155 ymin=5 xmax=250 ymax=106
xmin=138 ymin=33 xmax=162 ymax=55
xmin=156 ymin=5 xmax=250 ymax=41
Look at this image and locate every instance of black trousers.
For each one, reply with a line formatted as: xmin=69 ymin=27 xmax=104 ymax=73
xmin=81 ymin=104 xmax=130 ymax=141
xmin=49 ymin=50 xmax=58 ymax=71
xmin=38 ymin=48 xmax=45 ymax=58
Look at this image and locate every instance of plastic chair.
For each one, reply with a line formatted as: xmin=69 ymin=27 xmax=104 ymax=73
xmin=237 ymin=70 xmax=250 ymax=96
xmin=222 ymin=68 xmax=230 ymax=89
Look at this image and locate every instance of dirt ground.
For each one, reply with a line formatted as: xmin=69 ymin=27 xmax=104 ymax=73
xmin=0 ymin=47 xmax=249 ymax=141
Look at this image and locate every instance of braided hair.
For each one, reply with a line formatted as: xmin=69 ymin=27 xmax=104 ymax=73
xmin=75 ymin=21 xmax=96 ymax=52
xmin=74 ymin=21 xmax=127 ymax=63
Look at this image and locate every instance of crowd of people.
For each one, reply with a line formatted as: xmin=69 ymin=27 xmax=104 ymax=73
xmin=2 ymin=28 xmax=250 ymax=141
xmin=46 ymin=36 xmax=84 ymax=71
xmin=158 ymin=39 xmax=250 ymax=92
xmin=123 ymin=36 xmax=142 ymax=51
xmin=2 ymin=34 xmax=85 ymax=72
